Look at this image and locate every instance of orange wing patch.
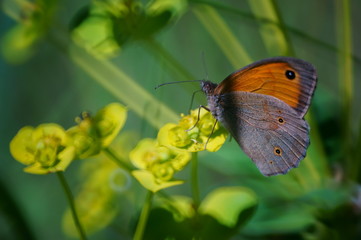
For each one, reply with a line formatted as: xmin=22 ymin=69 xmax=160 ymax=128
xmin=215 ymin=63 xmax=302 ymax=109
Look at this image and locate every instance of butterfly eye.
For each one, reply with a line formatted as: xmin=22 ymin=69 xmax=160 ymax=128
xmin=273 ymin=147 xmax=282 ymax=156
xmin=285 ymin=70 xmax=296 ymax=80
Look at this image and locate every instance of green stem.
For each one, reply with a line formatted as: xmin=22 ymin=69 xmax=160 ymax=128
xmin=0 ymin=177 xmax=36 ymax=240
xmin=270 ymin=0 xmax=296 ymax=56
xmin=142 ymin=38 xmax=204 ymax=102
xmin=103 ymin=147 xmax=134 ymax=172
xmin=103 ymin=147 xmax=177 ymax=203
xmin=336 ymin=0 xmax=354 ymax=179
xmin=144 ymin=38 xmax=195 ymax=81
xmin=56 ymin=172 xmax=87 ymax=240
xmin=133 ymin=191 xmax=153 ymax=240
xmin=192 ymin=4 xmax=252 ymax=68
xmin=192 ymin=0 xmax=361 ymax=65
xmin=47 ymin=31 xmax=179 ymax=129
xmin=191 ymin=152 xmax=200 ymax=208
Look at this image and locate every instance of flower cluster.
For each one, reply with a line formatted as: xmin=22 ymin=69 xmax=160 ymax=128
xmin=10 ymin=103 xmax=228 ymax=193
xmin=129 ymin=108 xmax=228 ymax=192
xmin=130 ymin=138 xmax=191 ymax=192
xmin=72 ymin=0 xmax=188 ymax=58
xmin=158 ymin=108 xmax=228 ymax=152
xmin=10 ymin=103 xmax=127 ymax=174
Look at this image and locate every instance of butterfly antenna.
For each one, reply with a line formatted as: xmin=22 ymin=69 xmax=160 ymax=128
xmin=201 ymin=51 xmax=209 ymax=81
xmin=154 ymin=80 xmax=203 ymax=90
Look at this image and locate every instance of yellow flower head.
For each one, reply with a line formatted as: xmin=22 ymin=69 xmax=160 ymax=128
xmin=67 ymin=103 xmax=127 ymax=159
xmin=10 ymin=123 xmax=75 ymax=174
xmin=158 ymin=108 xmax=228 ymax=152
xmin=129 ymin=138 xmax=191 ymax=192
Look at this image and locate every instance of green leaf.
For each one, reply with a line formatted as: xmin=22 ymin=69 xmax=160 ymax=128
xmin=243 ymin=203 xmax=315 ymax=236
xmin=199 ymin=186 xmax=257 ymax=228
xmin=144 ymin=187 xmax=257 ymax=240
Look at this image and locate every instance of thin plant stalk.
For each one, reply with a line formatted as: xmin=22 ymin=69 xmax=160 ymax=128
xmin=47 ymin=30 xmax=179 ymax=129
xmin=103 ymin=147 xmax=134 ymax=172
xmin=191 ymin=152 xmax=200 ymax=209
xmin=133 ymin=191 xmax=153 ymax=240
xmin=56 ymin=172 xmax=87 ymax=240
xmin=192 ymin=4 xmax=252 ymax=68
xmin=336 ymin=0 xmax=354 ymax=178
xmin=247 ymin=0 xmax=291 ymax=56
xmin=142 ymin=38 xmax=205 ymax=103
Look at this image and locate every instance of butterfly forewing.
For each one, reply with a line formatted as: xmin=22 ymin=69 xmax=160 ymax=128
xmin=214 ymin=57 xmax=317 ymax=117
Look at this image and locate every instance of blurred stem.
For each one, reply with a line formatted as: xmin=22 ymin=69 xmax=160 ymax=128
xmin=191 ymin=152 xmax=200 ymax=209
xmin=336 ymin=0 xmax=354 ymax=179
xmin=56 ymin=172 xmax=87 ymax=240
xmin=357 ymin=120 xmax=361 ymax=183
xmin=142 ymin=38 xmax=203 ymax=101
xmin=133 ymin=191 xmax=153 ymax=240
xmin=269 ymin=0 xmax=295 ymax=56
xmin=103 ymin=147 xmax=134 ymax=172
xmin=192 ymin=4 xmax=252 ymax=68
xmin=247 ymin=0 xmax=292 ymax=56
xmin=192 ymin=0 xmax=361 ymax=65
xmin=103 ymin=147 xmax=176 ymax=202
xmin=144 ymin=38 xmax=195 ymax=81
xmin=0 ymin=177 xmax=36 ymax=240
xmin=306 ymin=113 xmax=330 ymax=182
xmin=47 ymin=31 xmax=179 ymax=129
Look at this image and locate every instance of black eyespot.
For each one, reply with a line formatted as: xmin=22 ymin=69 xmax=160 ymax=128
xmin=278 ymin=117 xmax=284 ymax=123
xmin=285 ymin=70 xmax=296 ymax=80
xmin=274 ymin=147 xmax=282 ymax=156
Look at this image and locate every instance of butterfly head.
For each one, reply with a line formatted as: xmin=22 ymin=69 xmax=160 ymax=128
xmin=201 ymin=80 xmax=218 ymax=96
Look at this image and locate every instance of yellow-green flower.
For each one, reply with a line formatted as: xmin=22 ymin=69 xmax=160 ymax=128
xmin=63 ymin=157 xmax=129 ymax=237
xmin=1 ymin=0 xmax=58 ymax=63
xmin=70 ymin=0 xmax=188 ymax=58
xmin=129 ymin=138 xmax=191 ymax=192
xmin=10 ymin=123 xmax=75 ymax=174
xmin=67 ymin=103 xmax=127 ymax=159
xmin=158 ymin=108 xmax=228 ymax=152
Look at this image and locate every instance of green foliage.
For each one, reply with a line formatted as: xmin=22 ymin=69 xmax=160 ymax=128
xmin=1 ymin=0 xmax=58 ymax=63
xmin=1 ymin=0 xmax=360 ymax=239
xmin=144 ymin=187 xmax=257 ymax=239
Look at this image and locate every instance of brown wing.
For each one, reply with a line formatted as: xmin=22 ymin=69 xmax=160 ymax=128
xmin=214 ymin=57 xmax=317 ymax=117
xmin=215 ymin=91 xmax=310 ymax=176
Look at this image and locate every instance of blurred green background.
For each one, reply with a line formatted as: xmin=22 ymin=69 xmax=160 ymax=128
xmin=1 ymin=0 xmax=361 ymax=239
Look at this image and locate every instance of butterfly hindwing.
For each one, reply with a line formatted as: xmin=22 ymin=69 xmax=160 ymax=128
xmin=214 ymin=91 xmax=310 ymax=176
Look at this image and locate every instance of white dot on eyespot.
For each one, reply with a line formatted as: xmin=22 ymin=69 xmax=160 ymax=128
xmin=109 ymin=169 xmax=131 ymax=193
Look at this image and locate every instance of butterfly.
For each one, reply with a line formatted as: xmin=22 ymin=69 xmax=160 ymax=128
xmin=201 ymin=57 xmax=317 ymax=176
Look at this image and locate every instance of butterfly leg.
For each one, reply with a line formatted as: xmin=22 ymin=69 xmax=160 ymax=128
xmin=204 ymin=119 xmax=218 ymax=150
xmin=187 ymin=90 xmax=203 ymax=113
xmin=186 ymin=105 xmax=210 ymax=132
